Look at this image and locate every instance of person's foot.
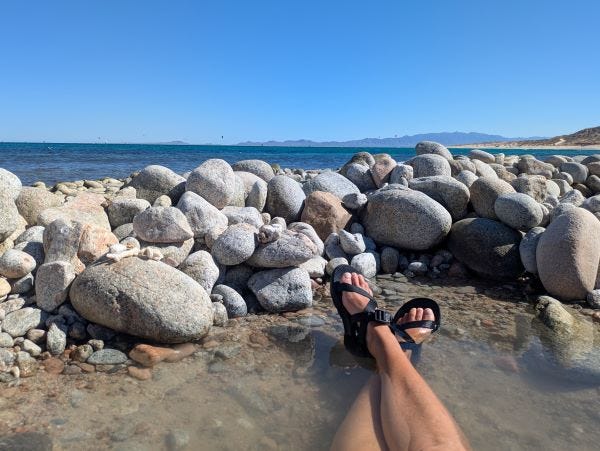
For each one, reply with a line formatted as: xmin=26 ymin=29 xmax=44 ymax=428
xmin=394 ymin=307 xmax=436 ymax=344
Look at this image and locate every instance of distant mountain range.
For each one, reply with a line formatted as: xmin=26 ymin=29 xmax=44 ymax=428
xmin=236 ymin=132 xmax=546 ymax=148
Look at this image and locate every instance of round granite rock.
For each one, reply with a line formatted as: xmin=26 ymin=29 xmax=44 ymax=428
xmin=248 ymin=267 xmax=312 ymax=313
xmin=179 ymin=250 xmax=220 ymax=293
xmin=186 ymin=159 xmax=236 ymax=209
xmin=362 ymin=187 xmax=452 ymax=251
xmin=133 ymin=206 xmax=193 ymax=243
xmin=494 ymin=192 xmax=543 ymax=231
xmin=410 ymin=154 xmax=451 ymax=178
xmin=415 ymin=141 xmax=453 ymax=160
xmin=127 ymin=165 xmax=186 ymax=204
xmin=212 ymin=284 xmax=247 ymax=318
xmin=519 ymin=226 xmax=544 ymax=274
xmin=0 ymin=168 xmax=22 ymax=200
xmin=232 ymin=159 xmax=275 ymax=182
xmin=303 ymin=172 xmax=360 ymax=200
xmin=70 ymin=258 xmax=213 ymax=343
xmin=447 ymin=218 xmax=523 ymax=280
xmin=177 ymin=191 xmax=229 ymax=239
xmin=211 ymin=223 xmax=257 ymax=266
xmin=409 ymin=175 xmax=470 ymax=220
xmin=537 ymin=208 xmax=600 ymax=301
xmin=470 ymin=176 xmax=516 ymax=219
xmin=265 ymin=175 xmax=306 ymax=223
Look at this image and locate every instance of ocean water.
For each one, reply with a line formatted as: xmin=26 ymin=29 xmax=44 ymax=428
xmin=0 ymin=142 xmax=599 ymax=186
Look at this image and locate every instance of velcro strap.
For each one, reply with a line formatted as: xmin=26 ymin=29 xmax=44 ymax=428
xmin=395 ymin=320 xmax=437 ymax=331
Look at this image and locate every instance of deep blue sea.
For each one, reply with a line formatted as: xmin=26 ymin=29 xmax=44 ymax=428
xmin=1 ymin=142 xmax=599 ymax=186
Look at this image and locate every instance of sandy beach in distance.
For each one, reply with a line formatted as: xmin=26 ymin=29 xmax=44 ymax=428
xmin=452 ymin=144 xmax=600 ymax=151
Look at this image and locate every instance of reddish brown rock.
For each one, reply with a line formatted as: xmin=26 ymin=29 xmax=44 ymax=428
xmin=371 ymin=154 xmax=397 ymax=188
xmin=128 ymin=366 xmax=152 ymax=380
xmin=163 ymin=343 xmax=196 ymax=363
xmin=43 ymin=357 xmax=65 ymax=375
xmin=300 ymin=191 xmax=351 ymax=240
xmin=129 ymin=344 xmax=177 ymax=367
xmin=78 ymin=224 xmax=119 ymax=265
xmin=38 ymin=192 xmax=110 ymax=230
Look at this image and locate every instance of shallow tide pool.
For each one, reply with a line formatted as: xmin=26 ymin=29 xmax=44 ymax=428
xmin=1 ymin=276 xmax=598 ymax=451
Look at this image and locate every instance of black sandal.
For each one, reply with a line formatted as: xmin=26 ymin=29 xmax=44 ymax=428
xmin=330 ymin=265 xmax=392 ymax=358
xmin=391 ymin=298 xmax=441 ymax=364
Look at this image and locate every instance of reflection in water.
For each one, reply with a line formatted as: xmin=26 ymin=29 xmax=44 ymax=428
xmin=1 ymin=280 xmax=599 ymax=450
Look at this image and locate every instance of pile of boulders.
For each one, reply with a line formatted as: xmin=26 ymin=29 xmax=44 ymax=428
xmin=1 ymin=142 xmax=600 ymax=382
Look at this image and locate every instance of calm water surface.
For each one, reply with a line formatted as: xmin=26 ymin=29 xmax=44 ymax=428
xmin=1 ymin=142 xmax=599 ymax=185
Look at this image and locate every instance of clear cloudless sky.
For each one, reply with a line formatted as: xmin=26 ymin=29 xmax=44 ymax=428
xmin=1 ymin=0 xmax=599 ymax=144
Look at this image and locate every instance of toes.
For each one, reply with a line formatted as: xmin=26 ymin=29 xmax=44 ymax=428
xmin=423 ymin=308 xmax=435 ymax=321
xmin=341 ymin=272 xmax=352 ymax=284
xmin=358 ymin=275 xmax=373 ymax=295
xmin=415 ymin=307 xmax=424 ymax=321
xmin=407 ymin=307 xmax=417 ymax=322
xmin=351 ymin=272 xmax=361 ymax=287
xmin=397 ymin=313 xmax=409 ymax=325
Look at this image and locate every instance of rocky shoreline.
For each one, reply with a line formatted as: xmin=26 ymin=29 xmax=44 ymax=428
xmin=1 ymin=141 xmax=600 ymax=384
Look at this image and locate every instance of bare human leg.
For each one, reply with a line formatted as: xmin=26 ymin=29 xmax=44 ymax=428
xmin=331 ymin=272 xmax=470 ymax=451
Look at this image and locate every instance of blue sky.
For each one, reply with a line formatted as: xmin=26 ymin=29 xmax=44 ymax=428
xmin=1 ymin=0 xmax=598 ymax=144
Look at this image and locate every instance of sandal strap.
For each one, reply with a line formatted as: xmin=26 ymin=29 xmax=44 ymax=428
xmin=395 ymin=320 xmax=438 ymax=331
xmin=333 ymin=282 xmax=376 ymax=303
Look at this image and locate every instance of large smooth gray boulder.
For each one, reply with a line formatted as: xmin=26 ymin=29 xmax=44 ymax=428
xmin=177 ymin=191 xmax=228 ymax=239
xmin=560 ymin=162 xmax=588 ymax=184
xmin=470 ymin=177 xmax=516 ymax=219
xmin=343 ymin=163 xmax=376 ymax=192
xmin=211 ymin=223 xmax=257 ymax=266
xmin=362 ymin=188 xmax=452 ymax=251
xmin=70 ymin=258 xmax=213 ymax=342
xmin=186 ymin=159 xmax=236 ymax=209
xmin=248 ymin=267 xmax=312 ymax=313
xmin=409 ymin=154 xmax=451 ymax=178
xmin=409 ymin=176 xmax=470 ymax=220
xmin=537 ymin=208 xmax=600 ymax=301
xmin=179 ymin=250 xmax=220 ymax=293
xmin=35 ymin=261 xmax=76 ymax=312
xmin=107 ymin=198 xmax=151 ymax=228
xmin=519 ymin=227 xmax=544 ymax=274
xmin=0 ymin=192 xmax=20 ymax=242
xmin=133 ymin=206 xmax=193 ymax=243
xmin=265 ymin=175 xmax=306 ymax=223
xmin=303 ymin=172 xmax=360 ymax=200
xmin=247 ymin=233 xmax=315 ymax=268
xmin=232 ymin=159 xmax=275 ymax=182
xmin=127 ymin=165 xmax=186 ymax=204
xmin=0 ymin=168 xmax=22 ymax=200
xmin=15 ymin=187 xmax=64 ymax=226
xmin=469 ymin=149 xmax=495 ymax=164
xmin=415 ymin=141 xmax=453 ymax=160
xmin=447 ymin=218 xmax=523 ymax=280
xmin=494 ymin=192 xmax=543 ymax=231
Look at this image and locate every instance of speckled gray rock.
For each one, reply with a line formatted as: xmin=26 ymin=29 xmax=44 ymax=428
xmin=583 ymin=195 xmax=600 ymax=213
xmin=585 ymin=174 xmax=600 ymax=194
xmin=342 ymin=192 xmax=368 ymax=210
xmin=469 ymin=176 xmax=516 ymax=219
xmin=247 ymin=233 xmax=314 ymax=268
xmin=494 ymin=193 xmax=543 ymax=231
xmin=212 ymin=285 xmax=247 ymax=318
xmin=303 ymin=171 xmax=360 ymax=200
xmin=298 ymin=255 xmax=327 ymax=277
xmin=338 ymin=230 xmax=366 ymax=255
xmin=324 ymin=233 xmax=348 ymax=260
xmin=519 ymin=227 xmax=544 ymax=274
xmin=179 ymin=251 xmax=220 ymax=293
xmin=15 ymin=187 xmax=63 ymax=226
xmin=235 ymin=171 xmax=268 ymax=212
xmin=511 ymin=176 xmax=548 ymax=203
xmin=46 ymin=323 xmax=66 ymax=355
xmin=586 ymin=290 xmax=600 ymax=309
xmin=265 ymin=176 xmax=306 ymax=223
xmin=153 ymin=195 xmax=172 ymax=207
xmin=517 ymin=158 xmax=554 ymax=178
xmin=468 ymin=149 xmax=495 ymax=164
xmin=287 ymin=222 xmax=324 ymax=256
xmin=389 ymin=164 xmax=414 ymax=184
xmin=380 ymin=247 xmax=400 ymax=274
xmin=343 ymin=163 xmax=376 ymax=192
xmin=362 ymin=187 xmax=452 ymax=251
xmin=248 ymin=267 xmax=312 ymax=313
xmin=551 ymin=202 xmax=577 ymax=222
xmin=132 ymin=206 xmax=193 ymax=243
xmin=447 ymin=218 xmax=523 ymax=280
xmin=70 ymin=258 xmax=213 ymax=342
xmin=560 ymin=189 xmax=585 ymax=206
xmin=186 ymin=159 xmax=236 ymax=209
xmin=351 ymin=252 xmax=377 ymax=278
xmin=415 ymin=141 xmax=453 ymax=160
xmin=10 ymin=273 xmax=34 ymax=294
xmin=537 ymin=208 xmax=600 ymax=301
xmin=0 ymin=333 xmax=14 ymax=347
xmin=177 ymin=191 xmax=229 ymax=239
xmin=15 ymin=226 xmax=45 ymax=245
xmin=212 ymin=302 xmax=228 ymax=326
xmin=0 ymin=249 xmax=36 ymax=279
xmin=454 ymin=170 xmax=478 ymax=188
xmin=35 ymin=261 xmax=76 ymax=312
xmin=325 ymin=257 xmax=349 ymax=276
xmin=113 ymin=223 xmax=135 ymax=241
xmin=560 ymin=162 xmax=588 ymax=184
xmin=0 ymin=168 xmax=21 ymax=201
xmin=410 ymin=154 xmax=451 ymax=178
xmin=87 ymin=349 xmax=128 ymax=365
xmin=0 ymin=192 xmax=20 ymax=242
xmin=127 ymin=165 xmax=186 ymax=204
xmin=108 ymin=198 xmax=151 ymax=228
xmin=221 ymin=206 xmax=263 ymax=228
xmin=472 ymin=159 xmax=498 ymax=178
xmin=232 ymin=160 xmax=275 ymax=182
xmin=2 ymin=307 xmax=42 ymax=337
xmin=409 ymin=176 xmax=470 ymax=220
xmin=211 ymin=223 xmax=257 ymax=266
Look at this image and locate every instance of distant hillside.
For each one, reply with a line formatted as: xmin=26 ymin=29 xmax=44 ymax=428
xmin=510 ymin=126 xmax=600 ymax=147
xmin=238 ymin=132 xmax=544 ymax=148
